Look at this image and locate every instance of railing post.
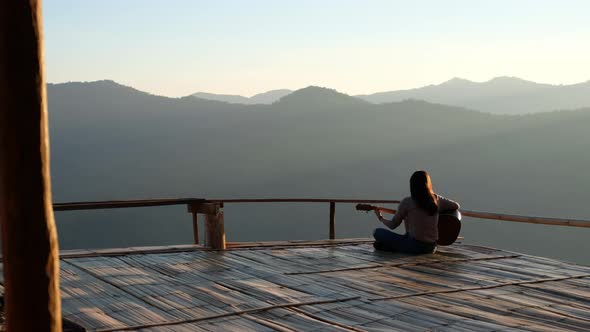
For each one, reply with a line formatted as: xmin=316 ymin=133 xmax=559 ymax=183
xmin=191 ymin=211 xmax=199 ymax=245
xmin=189 ymin=202 xmax=225 ymax=249
xmin=187 ymin=203 xmax=200 ymax=245
xmin=329 ymin=201 xmax=336 ymax=240
xmin=204 ymin=204 xmax=225 ymax=250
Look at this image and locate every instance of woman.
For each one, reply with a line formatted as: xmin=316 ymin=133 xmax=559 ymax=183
xmin=373 ymin=170 xmax=460 ymax=254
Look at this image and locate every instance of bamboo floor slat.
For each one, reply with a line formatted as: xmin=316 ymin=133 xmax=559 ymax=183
xmin=1 ymin=240 xmax=589 ymax=331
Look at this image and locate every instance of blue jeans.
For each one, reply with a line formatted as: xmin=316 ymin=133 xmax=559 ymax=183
xmin=373 ymin=228 xmax=436 ymax=254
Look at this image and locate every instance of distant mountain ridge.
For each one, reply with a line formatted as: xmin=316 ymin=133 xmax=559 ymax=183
xmin=51 ymin=77 xmax=590 ymax=114
xmin=189 ymin=76 xmax=590 ymax=114
xmin=192 ymin=89 xmax=292 ymax=104
xmin=356 ymin=76 xmax=590 ymax=114
xmin=54 ymin=76 xmax=590 ymax=114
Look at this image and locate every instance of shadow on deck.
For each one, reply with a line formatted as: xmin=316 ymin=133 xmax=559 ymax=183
xmin=2 ymin=240 xmax=590 ymax=331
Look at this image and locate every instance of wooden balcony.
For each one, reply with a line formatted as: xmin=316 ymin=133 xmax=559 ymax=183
xmin=3 ymin=198 xmax=589 ymax=331
xmin=2 ymin=239 xmax=588 ymax=331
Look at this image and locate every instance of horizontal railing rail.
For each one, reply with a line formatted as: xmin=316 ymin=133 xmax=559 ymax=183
xmin=52 ymin=197 xmax=590 ymax=250
xmin=53 ymin=198 xmax=205 ymax=211
xmin=207 ymin=198 xmax=402 ymax=204
xmin=460 ymin=209 xmax=590 ymax=228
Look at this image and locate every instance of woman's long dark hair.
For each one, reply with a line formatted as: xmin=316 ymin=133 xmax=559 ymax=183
xmin=410 ymin=170 xmax=439 ymax=216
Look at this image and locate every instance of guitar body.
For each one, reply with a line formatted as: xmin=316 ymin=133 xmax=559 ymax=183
xmin=356 ymin=204 xmax=462 ymax=246
xmin=437 ymin=210 xmax=461 ymax=246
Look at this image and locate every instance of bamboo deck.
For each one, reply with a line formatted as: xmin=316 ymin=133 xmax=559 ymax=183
xmin=1 ymin=239 xmax=590 ymax=331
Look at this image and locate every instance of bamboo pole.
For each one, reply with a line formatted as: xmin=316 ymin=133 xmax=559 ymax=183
xmin=0 ymin=1 xmax=62 ymax=331
xmin=95 ymin=296 xmax=361 ymax=332
xmin=461 ymin=209 xmax=590 ymax=228
xmin=370 ymin=273 xmax=590 ymax=301
xmin=365 ymin=204 xmax=590 ymax=228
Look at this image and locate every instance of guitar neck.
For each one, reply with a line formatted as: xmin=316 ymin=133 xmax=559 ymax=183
xmin=355 ymin=203 xmax=397 ymax=215
xmin=370 ymin=205 xmax=396 ymax=215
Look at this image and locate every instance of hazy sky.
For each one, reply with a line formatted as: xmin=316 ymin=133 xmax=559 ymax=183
xmin=45 ymin=0 xmax=590 ymax=97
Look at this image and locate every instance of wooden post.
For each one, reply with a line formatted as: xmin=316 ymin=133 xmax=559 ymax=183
xmin=0 ymin=1 xmax=62 ymax=331
xmin=329 ymin=202 xmax=336 ymax=240
xmin=188 ymin=202 xmax=225 ymax=249
xmin=187 ymin=203 xmax=201 ymax=245
xmin=191 ymin=212 xmax=199 ymax=245
xmin=204 ymin=209 xmax=226 ymax=250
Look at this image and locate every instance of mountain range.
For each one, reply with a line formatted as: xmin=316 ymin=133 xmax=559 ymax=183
xmin=47 ymin=80 xmax=590 ymax=264
xmin=192 ymin=77 xmax=590 ymax=114
xmin=357 ymin=77 xmax=590 ymax=114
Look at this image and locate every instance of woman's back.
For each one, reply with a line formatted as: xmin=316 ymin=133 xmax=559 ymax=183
xmin=373 ymin=170 xmax=461 ymax=254
xmin=392 ymin=195 xmax=460 ymax=243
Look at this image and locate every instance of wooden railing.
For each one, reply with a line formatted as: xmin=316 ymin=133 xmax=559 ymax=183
xmin=53 ymin=198 xmax=206 ymax=211
xmin=460 ymin=209 xmax=590 ymax=228
xmin=207 ymin=199 xmax=402 ymax=244
xmin=53 ymin=197 xmax=590 ymax=250
xmin=53 ymin=198 xmax=401 ymax=249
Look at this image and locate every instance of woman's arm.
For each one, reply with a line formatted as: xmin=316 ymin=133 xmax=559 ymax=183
xmin=437 ymin=194 xmax=460 ymax=211
xmin=374 ymin=200 xmax=407 ymax=229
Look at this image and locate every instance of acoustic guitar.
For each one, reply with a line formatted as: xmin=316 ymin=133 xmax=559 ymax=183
xmin=355 ymin=204 xmax=461 ymax=246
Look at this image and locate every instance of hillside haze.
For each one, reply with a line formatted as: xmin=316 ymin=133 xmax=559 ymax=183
xmin=192 ymin=89 xmax=292 ymax=104
xmin=48 ymin=80 xmax=590 ymax=264
xmin=356 ymin=77 xmax=590 ymax=114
